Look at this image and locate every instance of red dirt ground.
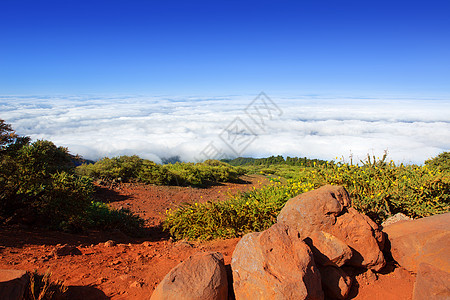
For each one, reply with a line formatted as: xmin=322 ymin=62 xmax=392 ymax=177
xmin=0 ymin=175 xmax=415 ymax=299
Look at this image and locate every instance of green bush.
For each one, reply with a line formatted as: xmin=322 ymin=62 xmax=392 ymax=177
xmin=83 ymin=201 xmax=145 ymax=237
xmin=0 ymin=139 xmax=87 ymax=224
xmin=77 ymin=156 xmax=245 ymax=186
xmin=76 ymin=155 xmax=143 ymax=181
xmin=138 ymin=160 xmax=174 ymax=185
xmin=425 ymin=151 xmax=450 ymax=172
xmin=308 ymin=156 xmax=449 ymax=222
xmin=164 ymin=180 xmax=314 ymax=240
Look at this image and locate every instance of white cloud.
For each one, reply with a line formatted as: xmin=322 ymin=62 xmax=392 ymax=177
xmin=1 ymin=94 xmax=449 ymax=164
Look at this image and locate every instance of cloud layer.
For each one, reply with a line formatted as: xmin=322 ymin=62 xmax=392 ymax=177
xmin=2 ymin=94 xmax=449 ymax=164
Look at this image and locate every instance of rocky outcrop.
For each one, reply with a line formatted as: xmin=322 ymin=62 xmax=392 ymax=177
xmin=231 ymin=223 xmax=323 ymax=300
xmin=0 ymin=269 xmax=28 ymax=300
xmin=412 ymin=263 xmax=450 ymax=300
xmin=277 ymin=185 xmax=386 ymax=271
xmin=383 ymin=212 xmax=450 ymax=274
xmin=150 ymin=252 xmax=228 ymax=300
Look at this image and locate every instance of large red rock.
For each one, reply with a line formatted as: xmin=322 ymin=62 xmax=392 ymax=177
xmin=277 ymin=185 xmax=385 ymax=271
xmin=231 ymin=223 xmax=324 ymax=300
xmin=0 ymin=269 xmax=28 ymax=300
xmin=383 ymin=212 xmax=450 ymax=274
xmin=412 ymin=263 xmax=450 ymax=300
xmin=329 ymin=207 xmax=385 ymax=270
xmin=150 ymin=252 xmax=228 ymax=300
xmin=277 ymin=185 xmax=351 ymax=235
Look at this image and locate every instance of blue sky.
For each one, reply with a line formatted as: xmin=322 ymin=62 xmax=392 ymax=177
xmin=1 ymin=0 xmax=450 ymax=96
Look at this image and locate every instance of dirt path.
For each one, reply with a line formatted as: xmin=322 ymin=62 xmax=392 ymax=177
xmin=0 ymin=175 xmax=415 ymax=299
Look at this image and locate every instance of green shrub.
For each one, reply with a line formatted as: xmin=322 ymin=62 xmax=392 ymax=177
xmin=138 ymin=160 xmax=174 ymax=185
xmin=0 ymin=140 xmax=87 ymax=222
xmin=425 ymin=151 xmax=450 ymax=172
xmin=76 ymin=155 xmax=143 ymax=181
xmin=164 ymin=180 xmax=314 ymax=240
xmin=77 ymin=156 xmax=245 ymax=186
xmin=36 ymin=172 xmax=94 ymax=230
xmin=309 ymin=157 xmax=449 ymax=222
xmin=83 ymin=201 xmax=145 ymax=237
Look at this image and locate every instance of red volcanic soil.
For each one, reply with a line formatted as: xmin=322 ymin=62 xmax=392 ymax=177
xmin=0 ymin=175 xmax=415 ymax=299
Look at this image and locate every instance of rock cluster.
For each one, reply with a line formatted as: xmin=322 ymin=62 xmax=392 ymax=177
xmin=152 ymin=185 xmax=388 ymax=299
xmin=151 ymin=186 xmax=450 ymax=299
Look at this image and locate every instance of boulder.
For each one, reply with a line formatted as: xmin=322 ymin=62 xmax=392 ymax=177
xmin=328 ymin=207 xmax=385 ymax=270
xmin=412 ymin=263 xmax=450 ymax=300
xmin=277 ymin=185 xmax=385 ymax=271
xmin=231 ymin=223 xmax=323 ymax=300
xmin=318 ymin=265 xmax=352 ymax=300
xmin=277 ymin=185 xmax=351 ymax=235
xmin=151 ymin=252 xmax=228 ymax=300
xmin=304 ymin=231 xmax=352 ymax=267
xmin=383 ymin=212 xmax=450 ymax=274
xmin=52 ymin=244 xmax=82 ymax=257
xmin=0 ymin=269 xmax=28 ymax=300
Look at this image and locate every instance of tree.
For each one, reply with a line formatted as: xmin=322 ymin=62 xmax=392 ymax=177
xmin=0 ymin=119 xmax=16 ymax=149
xmin=0 ymin=120 xmax=92 ymax=229
xmin=0 ymin=119 xmax=30 ymax=156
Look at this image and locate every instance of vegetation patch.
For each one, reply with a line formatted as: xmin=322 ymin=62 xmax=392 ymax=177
xmin=164 ymin=152 xmax=449 ymax=240
xmin=76 ymin=156 xmax=245 ymax=186
xmin=0 ymin=120 xmax=145 ymax=236
xmin=164 ymin=179 xmax=315 ymax=240
xmin=25 ymin=270 xmax=67 ymax=300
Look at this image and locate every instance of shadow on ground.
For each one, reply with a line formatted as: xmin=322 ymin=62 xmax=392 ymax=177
xmin=65 ymin=285 xmax=110 ymax=300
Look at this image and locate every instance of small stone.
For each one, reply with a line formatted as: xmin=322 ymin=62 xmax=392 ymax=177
xmin=104 ymin=240 xmax=116 ymax=247
xmin=365 ymin=269 xmax=378 ymax=282
xmin=130 ymin=281 xmax=143 ymax=288
xmin=96 ymin=277 xmax=108 ymax=285
xmin=135 ymin=254 xmax=145 ymax=262
xmin=110 ymin=260 xmax=121 ymax=266
xmin=356 ymin=269 xmax=378 ymax=286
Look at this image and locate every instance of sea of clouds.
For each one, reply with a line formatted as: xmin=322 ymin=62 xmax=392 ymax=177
xmin=1 ymin=94 xmax=449 ymax=165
